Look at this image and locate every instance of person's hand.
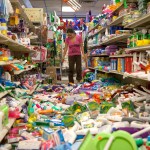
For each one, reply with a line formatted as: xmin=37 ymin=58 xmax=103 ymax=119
xmin=83 ymin=55 xmax=87 ymax=62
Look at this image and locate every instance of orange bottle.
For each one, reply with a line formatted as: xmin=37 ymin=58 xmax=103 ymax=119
xmin=38 ymin=109 xmax=56 ymax=115
xmin=9 ymin=64 xmax=20 ymax=71
xmin=145 ymin=53 xmax=150 ymax=81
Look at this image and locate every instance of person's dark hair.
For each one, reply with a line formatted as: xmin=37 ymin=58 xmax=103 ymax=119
xmin=67 ymin=28 xmax=75 ymax=34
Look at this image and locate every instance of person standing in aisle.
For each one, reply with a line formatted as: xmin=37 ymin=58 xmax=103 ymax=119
xmin=62 ymin=28 xmax=86 ymax=83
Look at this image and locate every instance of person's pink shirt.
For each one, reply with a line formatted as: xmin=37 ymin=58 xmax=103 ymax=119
xmin=65 ymin=35 xmax=82 ymax=56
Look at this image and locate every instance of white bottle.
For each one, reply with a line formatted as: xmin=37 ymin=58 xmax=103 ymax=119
xmin=63 ymin=129 xmax=77 ymax=144
xmin=112 ymin=121 xmax=129 ymax=129
xmin=70 ymin=121 xmax=81 ymax=132
xmin=131 ymin=121 xmax=150 ymax=129
xmin=76 ymin=128 xmax=99 ymax=135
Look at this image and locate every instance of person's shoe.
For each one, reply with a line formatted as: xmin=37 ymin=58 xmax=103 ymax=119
xmin=77 ymin=80 xmax=82 ymax=84
xmin=68 ymin=82 xmax=74 ymax=86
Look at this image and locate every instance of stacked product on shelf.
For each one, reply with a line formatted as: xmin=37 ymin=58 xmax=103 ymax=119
xmin=127 ymin=29 xmax=150 ymax=48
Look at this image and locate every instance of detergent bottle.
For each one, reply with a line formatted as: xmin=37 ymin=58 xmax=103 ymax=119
xmin=145 ymin=51 xmax=150 ymax=81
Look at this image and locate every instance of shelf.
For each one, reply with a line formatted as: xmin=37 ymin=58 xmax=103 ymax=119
xmin=88 ymin=24 xmax=100 ymax=33
xmin=88 ymin=54 xmax=109 ymax=57
xmin=88 ymin=67 xmax=150 ymax=81
xmin=89 ymin=34 xmax=130 ymax=49
xmin=88 ymin=16 xmax=124 ymax=39
xmin=110 ymin=70 xmax=124 ymax=75
xmin=0 ymin=60 xmax=20 ymax=66
xmin=97 ymin=70 xmax=110 ymax=73
xmin=126 ymin=74 xmax=149 ymax=81
xmin=88 ymin=27 xmax=105 ymax=39
xmin=125 ymin=45 xmax=150 ymax=52
xmin=109 ymin=54 xmax=133 ymax=58
xmin=88 ymin=44 xmax=101 ymax=49
xmin=88 ymin=54 xmax=133 ymax=58
xmin=108 ymin=15 xmax=124 ymax=26
xmin=27 ymin=83 xmax=39 ymax=95
xmin=0 ymin=34 xmax=35 ymax=53
xmin=101 ymin=34 xmax=131 ymax=45
xmin=88 ymin=67 xmax=95 ymax=70
xmin=0 ymin=99 xmax=27 ymax=142
xmin=88 ymin=3 xmax=123 ymax=34
xmin=14 ymin=66 xmax=36 ymax=75
xmin=10 ymin=0 xmax=34 ymax=28
xmin=112 ymin=3 xmax=123 ymax=14
xmin=0 ymin=90 xmax=11 ymax=99
xmin=125 ymin=13 xmax=150 ymax=28
xmin=88 ymin=67 xmax=110 ymax=73
xmin=110 ymin=70 xmax=150 ymax=81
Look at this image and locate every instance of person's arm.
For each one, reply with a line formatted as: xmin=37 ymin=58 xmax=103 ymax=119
xmin=79 ymin=35 xmax=86 ymax=60
xmin=80 ymin=41 xmax=87 ymax=64
xmin=80 ymin=43 xmax=85 ymax=58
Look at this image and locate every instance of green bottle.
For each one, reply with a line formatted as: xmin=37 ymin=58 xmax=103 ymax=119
xmin=115 ymin=0 xmax=120 ymax=3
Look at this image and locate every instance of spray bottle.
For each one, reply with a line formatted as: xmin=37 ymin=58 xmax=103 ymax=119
xmin=145 ymin=51 xmax=150 ymax=81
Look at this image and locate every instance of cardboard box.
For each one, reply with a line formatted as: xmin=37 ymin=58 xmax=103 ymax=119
xmin=24 ymin=8 xmax=43 ymax=24
xmin=44 ymin=76 xmax=57 ymax=84
xmin=46 ymin=66 xmax=61 ymax=84
xmin=46 ymin=66 xmax=57 ymax=75
xmin=50 ymin=73 xmax=57 ymax=84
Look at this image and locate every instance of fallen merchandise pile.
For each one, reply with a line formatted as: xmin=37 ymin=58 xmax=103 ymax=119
xmin=0 ymin=77 xmax=150 ymax=150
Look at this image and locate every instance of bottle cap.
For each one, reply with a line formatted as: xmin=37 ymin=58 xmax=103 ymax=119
xmin=135 ymin=138 xmax=144 ymax=147
xmin=147 ymin=136 xmax=150 ymax=142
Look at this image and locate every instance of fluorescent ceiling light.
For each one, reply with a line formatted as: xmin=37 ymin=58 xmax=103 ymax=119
xmin=62 ymin=6 xmax=75 ymax=12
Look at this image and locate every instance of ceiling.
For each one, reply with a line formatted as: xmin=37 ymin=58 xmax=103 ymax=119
xmin=21 ymin=0 xmax=109 ymax=18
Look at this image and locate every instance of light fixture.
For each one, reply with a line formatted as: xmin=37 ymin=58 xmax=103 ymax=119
xmin=63 ymin=0 xmax=81 ymax=11
xmin=62 ymin=6 xmax=75 ymax=12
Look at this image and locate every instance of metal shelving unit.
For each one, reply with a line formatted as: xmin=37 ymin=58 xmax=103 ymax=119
xmin=0 ymin=34 xmax=35 ymax=53
xmin=88 ymin=15 xmax=124 ymax=39
xmin=88 ymin=54 xmax=109 ymax=57
xmin=125 ymin=13 xmax=150 ymax=28
xmin=10 ymin=0 xmax=34 ymax=28
xmin=108 ymin=15 xmax=124 ymax=26
xmin=109 ymin=54 xmax=133 ymax=58
xmin=88 ymin=34 xmax=130 ymax=49
xmin=125 ymin=45 xmax=150 ymax=52
xmin=14 ymin=65 xmax=36 ymax=75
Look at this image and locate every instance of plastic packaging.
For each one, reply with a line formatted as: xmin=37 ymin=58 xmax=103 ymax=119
xmin=0 ymin=105 xmax=8 ymax=126
xmin=76 ymin=128 xmax=99 ymax=135
xmin=63 ymin=129 xmax=77 ymax=144
xmin=0 ymin=111 xmax=4 ymax=130
xmin=9 ymin=109 xmax=25 ymax=119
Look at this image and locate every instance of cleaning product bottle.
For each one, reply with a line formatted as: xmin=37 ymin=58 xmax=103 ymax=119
xmin=115 ymin=0 xmax=120 ymax=4
xmin=38 ymin=109 xmax=57 ymax=115
xmin=146 ymin=136 xmax=150 ymax=149
xmin=9 ymin=108 xmax=25 ymax=118
xmin=0 ymin=111 xmax=4 ymax=130
xmin=33 ymin=121 xmax=64 ymax=127
xmin=0 ymin=105 xmax=9 ymax=126
xmin=145 ymin=51 xmax=150 ymax=81
xmin=1 ymin=18 xmax=7 ymax=36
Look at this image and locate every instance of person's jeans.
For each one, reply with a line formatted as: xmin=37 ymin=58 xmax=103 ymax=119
xmin=68 ymin=55 xmax=82 ymax=83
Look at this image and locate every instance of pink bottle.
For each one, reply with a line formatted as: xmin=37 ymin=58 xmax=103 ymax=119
xmin=9 ymin=109 xmax=24 ymax=118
